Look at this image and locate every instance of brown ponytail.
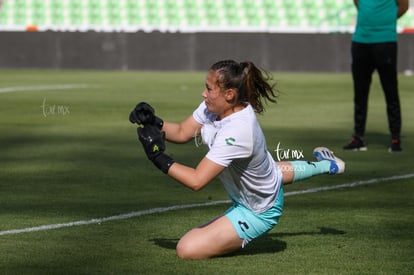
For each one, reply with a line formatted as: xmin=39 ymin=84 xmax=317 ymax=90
xmin=209 ymin=60 xmax=278 ymax=114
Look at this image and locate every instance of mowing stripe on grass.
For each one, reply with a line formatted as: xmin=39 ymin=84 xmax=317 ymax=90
xmin=1 ymin=173 xmax=413 ymax=236
xmin=0 ymin=84 xmax=94 ymax=93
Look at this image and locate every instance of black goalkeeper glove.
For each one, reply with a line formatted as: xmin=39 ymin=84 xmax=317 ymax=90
xmin=129 ymin=102 xmax=164 ymax=130
xmin=137 ymin=124 xmax=174 ymax=174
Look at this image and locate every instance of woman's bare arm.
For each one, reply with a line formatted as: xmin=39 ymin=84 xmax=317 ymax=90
xmin=162 ymin=115 xmax=202 ymax=143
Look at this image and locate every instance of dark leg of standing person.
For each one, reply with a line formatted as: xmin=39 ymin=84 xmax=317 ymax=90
xmin=344 ymin=42 xmax=373 ymax=151
xmin=373 ymin=42 xmax=402 ymax=152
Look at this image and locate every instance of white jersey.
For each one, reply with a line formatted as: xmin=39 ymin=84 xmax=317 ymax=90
xmin=193 ymin=101 xmax=282 ymax=213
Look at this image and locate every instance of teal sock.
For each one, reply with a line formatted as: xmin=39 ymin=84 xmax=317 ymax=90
xmin=290 ymin=160 xmax=331 ymax=183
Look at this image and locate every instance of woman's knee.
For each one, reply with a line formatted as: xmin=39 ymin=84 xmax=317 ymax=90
xmin=176 ymin=237 xmax=203 ymax=259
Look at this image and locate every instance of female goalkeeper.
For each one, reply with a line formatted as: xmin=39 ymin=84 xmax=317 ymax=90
xmin=130 ymin=60 xmax=344 ymax=259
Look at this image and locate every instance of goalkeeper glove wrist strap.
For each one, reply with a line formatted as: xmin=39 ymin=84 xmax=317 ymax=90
xmin=152 ymin=153 xmax=175 ymax=174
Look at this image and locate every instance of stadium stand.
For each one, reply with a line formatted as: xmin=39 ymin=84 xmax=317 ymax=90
xmin=0 ymin=0 xmax=413 ymax=33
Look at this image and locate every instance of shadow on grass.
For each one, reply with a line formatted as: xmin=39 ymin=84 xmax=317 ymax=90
xmin=149 ymin=227 xmax=345 ymax=257
xmin=273 ymin=226 xmax=346 ymax=238
xmin=149 ymin=237 xmax=287 ymax=257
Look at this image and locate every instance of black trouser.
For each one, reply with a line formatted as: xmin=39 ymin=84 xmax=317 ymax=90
xmin=351 ymin=41 xmax=401 ymax=139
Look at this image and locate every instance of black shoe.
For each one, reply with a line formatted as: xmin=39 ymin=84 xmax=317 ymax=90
xmin=343 ymin=136 xmax=367 ymax=151
xmin=388 ymin=139 xmax=402 ymax=153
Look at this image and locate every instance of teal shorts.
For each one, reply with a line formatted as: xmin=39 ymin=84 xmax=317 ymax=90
xmin=224 ymin=186 xmax=284 ymax=247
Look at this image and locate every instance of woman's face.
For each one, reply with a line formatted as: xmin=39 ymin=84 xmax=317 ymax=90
xmin=202 ymin=70 xmax=232 ymax=118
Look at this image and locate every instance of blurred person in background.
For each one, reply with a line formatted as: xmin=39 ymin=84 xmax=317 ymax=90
xmin=344 ymin=0 xmax=409 ymax=152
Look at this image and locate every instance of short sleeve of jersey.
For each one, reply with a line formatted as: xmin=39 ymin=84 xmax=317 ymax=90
xmin=192 ymin=101 xmax=217 ymax=125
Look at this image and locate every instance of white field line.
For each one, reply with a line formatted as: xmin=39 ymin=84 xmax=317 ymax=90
xmin=1 ymin=173 xmax=413 ymax=236
xmin=0 ymin=84 xmax=95 ymax=93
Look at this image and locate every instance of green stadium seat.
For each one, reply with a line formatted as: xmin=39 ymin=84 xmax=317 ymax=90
xmin=0 ymin=0 xmax=412 ymax=32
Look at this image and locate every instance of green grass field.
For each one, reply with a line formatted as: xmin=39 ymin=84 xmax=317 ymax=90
xmin=0 ymin=70 xmax=413 ymax=274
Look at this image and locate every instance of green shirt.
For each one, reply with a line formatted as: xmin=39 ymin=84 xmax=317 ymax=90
xmin=352 ymin=0 xmax=398 ymax=43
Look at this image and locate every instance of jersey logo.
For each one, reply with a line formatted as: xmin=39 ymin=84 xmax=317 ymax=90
xmin=225 ymin=137 xmax=235 ymax=146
